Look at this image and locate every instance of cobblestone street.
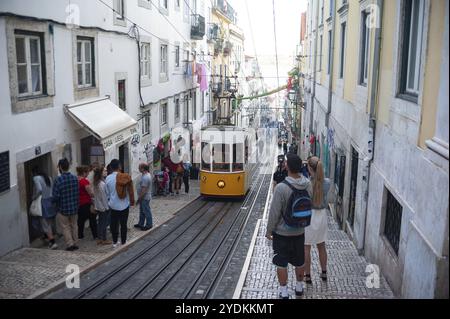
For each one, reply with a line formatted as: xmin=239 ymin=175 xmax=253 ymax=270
xmin=0 ymin=181 xmax=200 ymax=299
xmin=238 ymin=213 xmax=395 ymax=299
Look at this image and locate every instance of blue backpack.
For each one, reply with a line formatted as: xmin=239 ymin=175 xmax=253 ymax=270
xmin=282 ymin=181 xmax=313 ymax=228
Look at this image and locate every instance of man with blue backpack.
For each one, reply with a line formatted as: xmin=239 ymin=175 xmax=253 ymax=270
xmin=266 ymin=154 xmax=313 ymax=299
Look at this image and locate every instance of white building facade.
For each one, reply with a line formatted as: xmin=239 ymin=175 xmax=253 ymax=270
xmin=0 ymin=0 xmax=211 ymax=256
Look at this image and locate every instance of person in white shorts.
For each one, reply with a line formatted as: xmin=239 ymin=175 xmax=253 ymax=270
xmin=304 ymin=156 xmax=331 ymax=284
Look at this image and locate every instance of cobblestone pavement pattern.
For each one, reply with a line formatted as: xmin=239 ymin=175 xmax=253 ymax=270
xmin=0 ymin=181 xmax=200 ymax=299
xmin=239 ymin=213 xmax=395 ymax=299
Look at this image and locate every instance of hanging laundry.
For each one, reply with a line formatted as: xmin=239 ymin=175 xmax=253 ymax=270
xmin=185 ymin=62 xmax=192 ymax=78
xmin=200 ymin=64 xmax=209 ymax=92
xmin=197 ymin=64 xmax=203 ymax=86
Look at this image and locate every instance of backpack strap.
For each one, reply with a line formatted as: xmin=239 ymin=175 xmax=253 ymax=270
xmin=282 ymin=180 xmax=298 ymax=193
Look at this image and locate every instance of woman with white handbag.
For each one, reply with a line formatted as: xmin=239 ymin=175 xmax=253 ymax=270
xmin=31 ymin=166 xmax=58 ymax=250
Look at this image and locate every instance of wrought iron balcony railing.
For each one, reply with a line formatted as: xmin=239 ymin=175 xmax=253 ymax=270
xmin=191 ymin=14 xmax=205 ymax=40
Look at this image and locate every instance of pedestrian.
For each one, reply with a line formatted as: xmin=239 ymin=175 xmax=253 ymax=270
xmin=304 ymin=156 xmax=330 ymax=284
xmin=134 ymin=163 xmax=153 ymax=231
xmin=167 ymin=166 xmax=175 ymax=196
xmin=266 ymin=154 xmax=313 ymax=299
xmin=31 ymin=166 xmax=58 ymax=250
xmin=183 ymin=160 xmax=192 ymax=194
xmin=283 ymin=141 xmax=288 ymax=155
xmin=106 ymin=159 xmax=135 ymax=248
xmin=174 ymin=163 xmax=183 ymax=195
xmin=53 ymin=159 xmax=79 ymax=251
xmin=87 ymin=162 xmax=99 ymax=185
xmin=76 ymin=166 xmax=97 ymax=241
xmin=273 ymin=155 xmax=288 ymax=188
xmin=93 ymin=166 xmax=112 ymax=245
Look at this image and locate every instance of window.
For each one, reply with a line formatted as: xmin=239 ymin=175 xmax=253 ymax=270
xmin=192 ymin=90 xmax=197 ymax=120
xmin=15 ymin=33 xmax=44 ymax=97
xmin=201 ymin=142 xmax=211 ymax=171
xmin=399 ymin=0 xmax=425 ymax=98
xmin=383 ymin=190 xmax=403 ymax=256
xmin=77 ymin=37 xmax=94 ymax=88
xmin=232 ymin=143 xmax=244 ymax=172
xmin=116 ymin=0 xmax=124 ymax=19
xmin=327 ymin=30 xmax=332 ymax=74
xmin=175 ymin=97 xmax=180 ymax=122
xmin=175 ymin=45 xmax=180 ymax=68
xmin=359 ymin=10 xmax=370 ymax=85
xmin=339 ymin=22 xmax=346 ymax=79
xmin=161 ymin=102 xmax=168 ymax=125
xmin=118 ymin=79 xmax=126 ymax=110
xmin=0 ymin=151 xmax=10 ymax=194
xmin=160 ymin=44 xmax=168 ymax=80
xmin=114 ymin=0 xmax=126 ymax=26
xmin=212 ymin=144 xmax=231 ymax=172
xmin=140 ymin=42 xmax=151 ymax=81
xmin=142 ymin=111 xmax=150 ymax=136
xmin=160 ymin=0 xmax=169 ymax=14
xmin=320 ymin=0 xmax=324 ymax=24
xmin=329 ymin=0 xmax=335 ymax=18
xmin=201 ymin=91 xmax=205 ymax=117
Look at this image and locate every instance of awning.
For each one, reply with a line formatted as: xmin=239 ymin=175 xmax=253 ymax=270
xmin=65 ymin=97 xmax=138 ymax=150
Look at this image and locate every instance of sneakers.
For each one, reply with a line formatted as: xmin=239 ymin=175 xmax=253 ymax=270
xmin=142 ymin=226 xmax=153 ymax=231
xmin=113 ymin=243 xmax=121 ymax=249
xmin=279 ymin=286 xmax=289 ymax=300
xmin=65 ymin=245 xmax=79 ymax=251
xmin=48 ymin=242 xmax=58 ymax=250
xmin=295 ymin=282 xmax=304 ymax=297
xmin=134 ymin=224 xmax=143 ymax=230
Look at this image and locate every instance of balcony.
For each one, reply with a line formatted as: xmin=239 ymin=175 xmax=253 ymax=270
xmin=207 ymin=23 xmax=219 ymax=43
xmin=191 ymin=14 xmax=205 ymax=40
xmin=213 ymin=0 xmax=237 ymax=24
xmin=223 ymin=41 xmax=233 ymax=56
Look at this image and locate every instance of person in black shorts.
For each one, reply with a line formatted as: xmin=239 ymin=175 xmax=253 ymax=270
xmin=266 ymin=154 xmax=313 ymax=299
xmin=273 ymin=155 xmax=288 ymax=188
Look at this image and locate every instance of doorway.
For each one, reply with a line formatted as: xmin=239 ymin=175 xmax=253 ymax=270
xmin=24 ymin=153 xmax=53 ymax=243
xmin=348 ymin=147 xmax=359 ymax=229
xmin=119 ymin=143 xmax=130 ymax=174
xmin=334 ymin=153 xmax=346 ymax=229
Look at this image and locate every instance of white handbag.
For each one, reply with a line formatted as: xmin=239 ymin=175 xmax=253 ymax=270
xmin=30 ymin=195 xmax=43 ymax=217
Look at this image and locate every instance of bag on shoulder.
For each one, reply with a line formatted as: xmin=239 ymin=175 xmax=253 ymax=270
xmin=282 ymin=181 xmax=312 ymax=228
xmin=30 ymin=195 xmax=43 ymax=217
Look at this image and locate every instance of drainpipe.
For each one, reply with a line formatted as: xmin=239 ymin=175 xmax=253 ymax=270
xmin=309 ymin=1 xmax=320 ymax=137
xmin=325 ymin=1 xmax=337 ymax=129
xmin=360 ymin=0 xmax=384 ymax=254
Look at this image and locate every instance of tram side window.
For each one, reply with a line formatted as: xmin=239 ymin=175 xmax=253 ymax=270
xmin=201 ymin=142 xmax=211 ymax=171
xmin=212 ymin=144 xmax=231 ymax=172
xmin=233 ymin=143 xmax=244 ymax=172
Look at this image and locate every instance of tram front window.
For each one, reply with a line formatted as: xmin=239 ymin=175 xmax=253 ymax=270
xmin=201 ymin=142 xmax=211 ymax=171
xmin=233 ymin=143 xmax=244 ymax=172
xmin=212 ymin=144 xmax=231 ymax=172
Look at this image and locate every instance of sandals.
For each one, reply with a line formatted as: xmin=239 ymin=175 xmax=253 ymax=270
xmin=320 ymin=271 xmax=328 ymax=282
xmin=304 ymin=274 xmax=313 ymax=284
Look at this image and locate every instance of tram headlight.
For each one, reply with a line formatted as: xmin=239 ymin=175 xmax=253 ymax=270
xmin=217 ymin=181 xmax=226 ymax=189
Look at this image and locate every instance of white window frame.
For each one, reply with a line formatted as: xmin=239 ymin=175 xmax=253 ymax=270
xmin=403 ymin=0 xmax=425 ymax=97
xmin=140 ymin=42 xmax=151 ymax=81
xmin=15 ymin=34 xmax=43 ymax=97
xmin=175 ymin=45 xmax=180 ymax=68
xmin=114 ymin=0 xmax=127 ymax=26
xmin=175 ymin=97 xmax=180 ymax=122
xmin=161 ymin=102 xmax=168 ymax=126
xmin=359 ymin=9 xmax=370 ymax=86
xmin=142 ymin=111 xmax=150 ymax=136
xmin=77 ymin=38 xmax=94 ymax=88
xmin=160 ymin=43 xmax=169 ymax=82
xmin=339 ymin=22 xmax=347 ymax=79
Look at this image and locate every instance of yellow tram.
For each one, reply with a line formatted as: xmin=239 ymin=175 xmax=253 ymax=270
xmin=200 ymin=126 xmax=252 ymax=199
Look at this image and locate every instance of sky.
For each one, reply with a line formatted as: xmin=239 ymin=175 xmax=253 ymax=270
xmin=231 ymin=0 xmax=307 ymax=89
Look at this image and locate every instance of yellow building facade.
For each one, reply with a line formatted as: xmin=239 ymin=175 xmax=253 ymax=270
xmin=301 ymin=0 xmax=448 ymax=298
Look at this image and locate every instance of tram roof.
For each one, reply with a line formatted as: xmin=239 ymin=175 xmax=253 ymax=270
xmin=201 ymin=125 xmax=246 ymax=132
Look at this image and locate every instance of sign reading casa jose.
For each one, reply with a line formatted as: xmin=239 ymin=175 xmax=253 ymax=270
xmin=102 ymin=126 xmax=138 ymax=150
